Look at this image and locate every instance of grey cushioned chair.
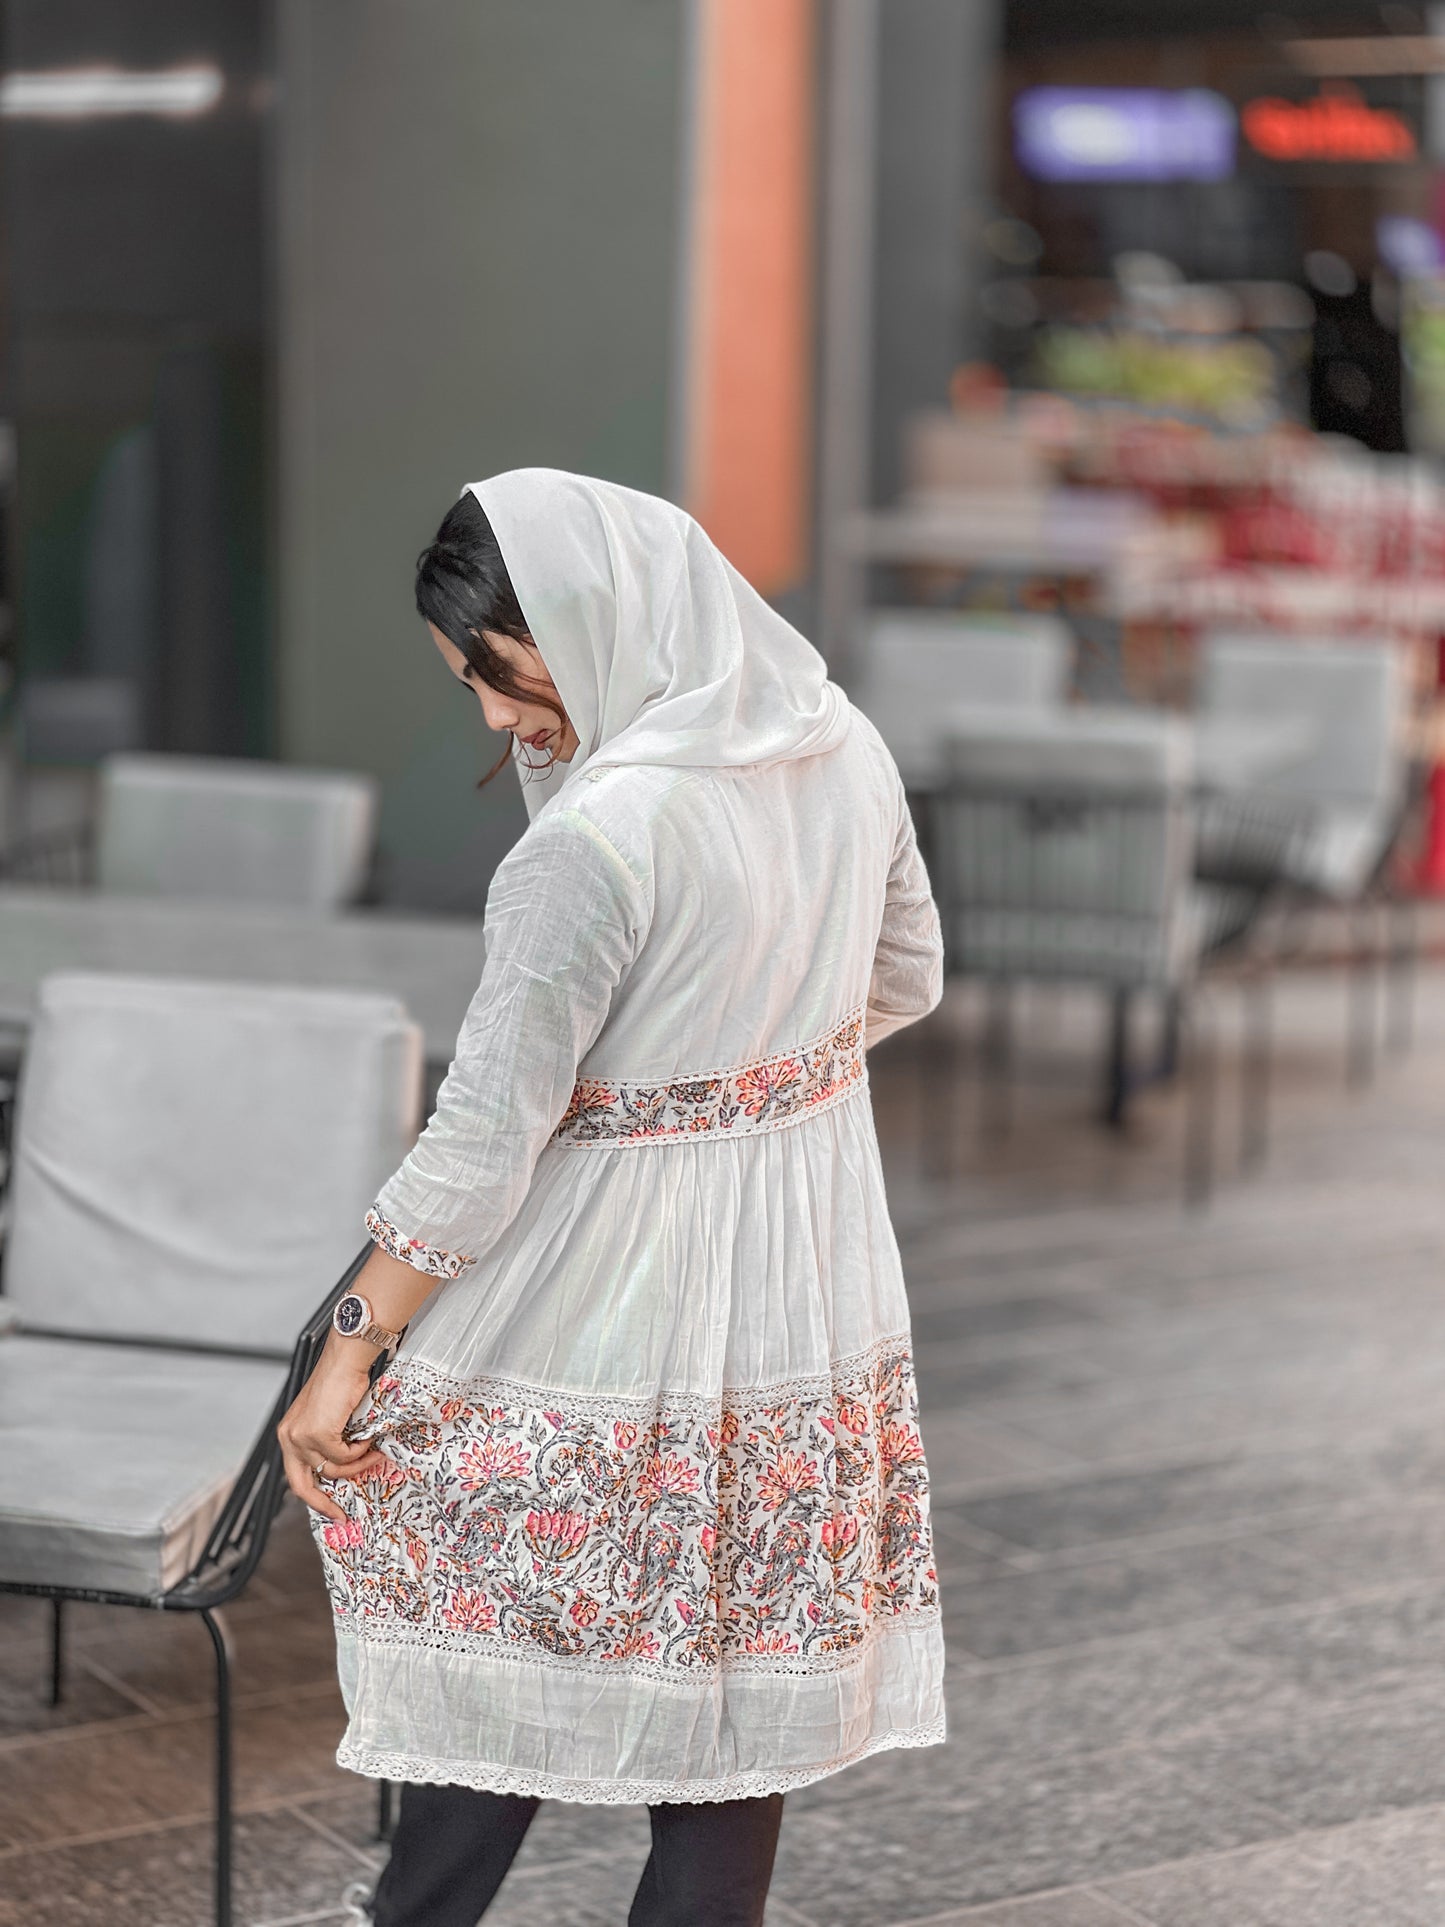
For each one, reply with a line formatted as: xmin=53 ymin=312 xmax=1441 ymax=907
xmin=852 ymin=609 xmax=1072 ymax=791
xmin=933 ymin=709 xmax=1226 ymax=1198
xmin=94 ymin=752 xmax=380 ymax=910
xmin=1198 ymin=634 xmax=1416 ymax=1083
xmin=0 ymin=971 xmax=422 ymax=1927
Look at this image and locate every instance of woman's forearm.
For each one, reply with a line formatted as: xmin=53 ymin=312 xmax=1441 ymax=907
xmin=319 ymin=1241 xmax=446 ymax=1375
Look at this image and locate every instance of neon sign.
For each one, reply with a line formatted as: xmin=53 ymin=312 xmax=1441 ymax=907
xmin=1013 ymin=88 xmax=1236 ymax=183
xmin=1242 ymin=87 xmax=1415 ymax=162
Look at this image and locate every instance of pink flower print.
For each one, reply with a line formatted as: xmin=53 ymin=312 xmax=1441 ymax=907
xmin=836 ymin=1396 xmax=870 ymax=1435
xmin=456 ymin=1435 xmax=532 ymax=1491
xmin=441 ymin=1589 xmax=497 ymax=1632
xmin=820 ymin=1515 xmax=860 ymax=1563
xmin=570 ymin=1596 xmax=600 ymax=1626
xmin=522 ymin=1508 xmax=590 ymax=1562
xmin=878 ymin=1422 xmax=926 ymax=1475
xmin=734 ymin=1059 xmax=801 ymax=1118
xmin=742 ymin=1629 xmax=799 ymax=1655
xmin=322 ymin=1518 xmax=365 ymax=1551
xmin=637 ymin=1452 xmax=700 ymax=1504
xmin=700 ymin=1524 xmax=717 ymax=1558
xmin=756 ymin=1449 xmax=824 ymax=1512
xmin=542 ymin=1411 xmax=565 ymax=1428
xmin=613 ymin=1420 xmax=639 ymax=1451
xmin=675 ymin=1597 xmax=696 ymax=1625
xmin=719 ymin=1409 xmax=740 ymax=1446
xmin=438 ymin=1397 xmax=469 ymax=1422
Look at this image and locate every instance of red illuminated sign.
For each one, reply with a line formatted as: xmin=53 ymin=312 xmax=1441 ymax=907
xmin=1243 ymin=86 xmax=1415 ymax=162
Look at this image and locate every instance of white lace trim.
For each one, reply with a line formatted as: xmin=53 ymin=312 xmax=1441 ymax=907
xmin=338 ymin=1600 xmax=941 ymax=1683
xmin=387 ymin=1327 xmax=916 ymax=1425
xmin=336 ymin=1714 xmax=947 ymax=1805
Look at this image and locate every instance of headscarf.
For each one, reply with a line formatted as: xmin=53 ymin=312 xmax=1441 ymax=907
xmin=460 ymin=468 xmax=852 ymax=820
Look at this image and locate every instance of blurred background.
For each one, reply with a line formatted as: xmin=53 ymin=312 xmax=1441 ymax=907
xmin=9 ymin=3 xmax=1445 ymax=1924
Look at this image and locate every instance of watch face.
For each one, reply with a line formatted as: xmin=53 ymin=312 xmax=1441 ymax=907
xmin=334 ymin=1294 xmax=366 ymax=1337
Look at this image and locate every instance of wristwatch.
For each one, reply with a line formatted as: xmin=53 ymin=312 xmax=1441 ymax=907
xmin=331 ymin=1292 xmax=405 ymax=1355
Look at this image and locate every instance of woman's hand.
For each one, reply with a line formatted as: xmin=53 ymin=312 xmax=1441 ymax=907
xmin=278 ymin=1348 xmax=392 ymax=1523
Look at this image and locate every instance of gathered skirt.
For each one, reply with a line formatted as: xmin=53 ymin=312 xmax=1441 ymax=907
xmin=310 ymin=1075 xmax=947 ymax=1801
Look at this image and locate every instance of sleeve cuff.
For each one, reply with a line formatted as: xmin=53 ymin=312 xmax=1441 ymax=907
xmin=364 ymin=1204 xmax=477 ymax=1280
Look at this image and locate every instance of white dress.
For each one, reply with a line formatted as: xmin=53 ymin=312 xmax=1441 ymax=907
xmin=313 ymin=698 xmax=946 ymax=1803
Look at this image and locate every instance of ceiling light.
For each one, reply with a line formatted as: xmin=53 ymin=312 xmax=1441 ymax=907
xmin=0 ymin=63 xmax=224 ymax=119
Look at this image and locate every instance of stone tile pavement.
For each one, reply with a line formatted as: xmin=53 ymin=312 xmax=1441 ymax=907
xmin=5 ymin=961 xmax=1445 ymax=1924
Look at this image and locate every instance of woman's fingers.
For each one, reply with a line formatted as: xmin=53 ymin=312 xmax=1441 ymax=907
xmin=281 ymin=1443 xmax=349 ymax=1522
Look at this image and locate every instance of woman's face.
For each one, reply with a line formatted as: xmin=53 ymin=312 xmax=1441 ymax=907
xmin=427 ymin=621 xmax=580 ymax=764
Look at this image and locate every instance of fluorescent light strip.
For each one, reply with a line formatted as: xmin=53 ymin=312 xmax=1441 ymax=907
xmin=0 ymin=63 xmax=224 ymax=118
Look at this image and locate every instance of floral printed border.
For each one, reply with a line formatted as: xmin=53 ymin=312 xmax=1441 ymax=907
xmin=312 ymin=1332 xmax=938 ymax=1683
xmin=364 ymin=1206 xmax=476 ymax=1279
xmin=554 ymin=1004 xmax=866 ymax=1146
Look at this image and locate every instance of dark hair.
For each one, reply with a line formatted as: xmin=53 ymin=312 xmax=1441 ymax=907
xmin=414 ymin=490 xmax=565 ymax=786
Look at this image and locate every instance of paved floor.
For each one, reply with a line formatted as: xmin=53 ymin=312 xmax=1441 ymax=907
xmin=5 ymin=960 xmax=1445 ymax=1925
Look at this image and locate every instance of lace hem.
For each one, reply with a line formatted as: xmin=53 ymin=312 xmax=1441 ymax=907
xmin=339 ymin=1601 xmax=942 ymax=1683
xmin=383 ymin=1326 xmax=917 ymax=1425
xmin=364 ymin=1206 xmax=475 ymax=1280
xmin=336 ymin=1714 xmax=947 ymax=1804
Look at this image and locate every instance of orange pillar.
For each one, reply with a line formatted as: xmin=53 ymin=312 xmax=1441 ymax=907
xmin=683 ymin=0 xmax=817 ymax=598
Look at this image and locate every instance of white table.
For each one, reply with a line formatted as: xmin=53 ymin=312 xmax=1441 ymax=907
xmin=0 ymin=887 xmax=486 ymax=1070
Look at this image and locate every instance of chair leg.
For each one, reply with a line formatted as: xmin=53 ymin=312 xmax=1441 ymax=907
xmin=1347 ymin=900 xmax=1380 ymax=1090
xmin=48 ymin=1598 xmax=65 ymax=1707
xmin=201 ymin=1608 xmax=234 ymax=1927
xmin=1157 ymin=987 xmax=1183 ymax=1082
xmin=1386 ymin=895 xmax=1418 ymax=1057
xmin=1104 ymin=987 xmax=1131 ymax=1130
xmin=1240 ymin=968 xmax=1272 ymax=1175
xmin=1183 ymin=990 xmax=1216 ymax=1210
xmin=979 ymin=979 xmax=1014 ymax=1142
xmin=377 ymin=1777 xmax=395 ymax=1842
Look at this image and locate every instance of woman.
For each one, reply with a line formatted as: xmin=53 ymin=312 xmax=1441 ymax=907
xmin=279 ymin=468 xmax=946 ymax=1926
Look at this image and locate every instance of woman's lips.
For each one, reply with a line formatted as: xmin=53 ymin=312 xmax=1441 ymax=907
xmin=523 ymin=730 xmax=550 ymax=749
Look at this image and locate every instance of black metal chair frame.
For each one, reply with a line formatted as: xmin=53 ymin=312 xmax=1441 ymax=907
xmin=0 ymin=1239 xmax=384 ymax=1927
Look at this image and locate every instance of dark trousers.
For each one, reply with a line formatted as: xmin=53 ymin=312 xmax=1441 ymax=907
xmin=368 ymin=1780 xmax=785 ymax=1927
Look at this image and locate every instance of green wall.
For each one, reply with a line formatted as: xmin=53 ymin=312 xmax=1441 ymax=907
xmin=276 ymin=0 xmax=687 ymax=910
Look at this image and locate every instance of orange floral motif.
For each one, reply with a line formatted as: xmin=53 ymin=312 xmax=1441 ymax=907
xmin=522 ymin=1509 xmax=590 ymax=1561
xmin=441 ymin=1589 xmax=498 ymax=1632
xmin=757 ymin=1450 xmax=825 ymax=1513
xmin=456 ymin=1437 xmax=532 ymax=1490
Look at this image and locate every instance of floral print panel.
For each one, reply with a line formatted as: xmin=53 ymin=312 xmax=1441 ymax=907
xmin=554 ymin=1004 xmax=866 ymax=1146
xmin=364 ymin=1206 xmax=476 ymax=1279
xmin=313 ymin=1333 xmax=938 ymax=1680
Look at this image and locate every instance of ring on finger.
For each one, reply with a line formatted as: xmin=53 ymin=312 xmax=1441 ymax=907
xmin=314 ymin=1459 xmax=328 ymax=1477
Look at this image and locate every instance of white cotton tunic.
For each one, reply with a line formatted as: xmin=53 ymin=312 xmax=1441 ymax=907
xmin=312 ymin=496 xmax=947 ymax=1805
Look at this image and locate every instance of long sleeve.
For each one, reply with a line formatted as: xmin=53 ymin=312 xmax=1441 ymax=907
xmin=366 ymin=808 xmax=650 ymax=1278
xmin=866 ymin=785 xmax=944 ymax=1050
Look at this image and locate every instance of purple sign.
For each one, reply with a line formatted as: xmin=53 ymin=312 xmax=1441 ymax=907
xmin=1014 ymin=88 xmax=1236 ymax=183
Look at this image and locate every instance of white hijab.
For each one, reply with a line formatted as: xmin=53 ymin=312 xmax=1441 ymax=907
xmin=460 ymin=468 xmax=852 ymax=820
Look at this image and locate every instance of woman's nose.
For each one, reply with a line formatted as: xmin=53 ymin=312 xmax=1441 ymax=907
xmin=479 ymin=688 xmax=518 ymax=733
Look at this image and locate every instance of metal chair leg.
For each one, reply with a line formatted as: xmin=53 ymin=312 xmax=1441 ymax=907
xmin=1183 ymin=989 xmax=1216 ymax=1210
xmin=201 ymin=1608 xmax=234 ymax=1927
xmin=1240 ymin=968 xmax=1273 ymax=1175
xmin=1386 ymin=894 xmax=1418 ymax=1057
xmin=377 ymin=1777 xmax=396 ymax=1841
xmin=1104 ymin=986 xmax=1131 ymax=1130
xmin=1347 ymin=899 xmax=1380 ymax=1089
xmin=1157 ymin=987 xmax=1183 ymax=1082
xmin=979 ymin=979 xmax=1014 ymax=1142
xmin=48 ymin=1598 xmax=65 ymax=1707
